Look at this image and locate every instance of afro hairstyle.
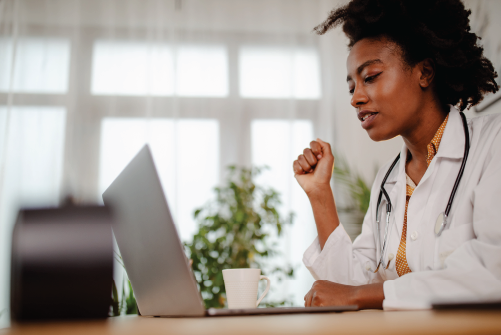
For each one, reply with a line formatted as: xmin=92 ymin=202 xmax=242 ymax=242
xmin=315 ymin=0 xmax=499 ymax=111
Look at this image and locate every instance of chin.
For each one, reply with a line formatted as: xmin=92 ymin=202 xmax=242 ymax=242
xmin=365 ymin=128 xmax=395 ymax=142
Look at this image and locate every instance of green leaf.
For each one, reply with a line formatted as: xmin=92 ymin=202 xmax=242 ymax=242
xmin=125 ymin=280 xmax=138 ymax=315
xmin=333 ymin=154 xmax=374 ymax=218
xmin=110 ymin=279 xmax=120 ymax=317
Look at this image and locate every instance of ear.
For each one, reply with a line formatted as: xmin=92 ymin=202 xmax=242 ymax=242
xmin=418 ymin=58 xmax=435 ymax=88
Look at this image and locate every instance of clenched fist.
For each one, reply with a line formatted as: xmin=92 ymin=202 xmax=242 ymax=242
xmin=293 ymin=139 xmax=334 ymax=196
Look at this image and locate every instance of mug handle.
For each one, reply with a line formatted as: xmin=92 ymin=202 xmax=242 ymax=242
xmin=256 ymin=275 xmax=271 ymax=307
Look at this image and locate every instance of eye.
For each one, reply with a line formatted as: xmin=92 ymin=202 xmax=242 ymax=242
xmin=349 ymin=88 xmax=354 ymax=95
xmin=364 ymin=72 xmax=382 ymax=83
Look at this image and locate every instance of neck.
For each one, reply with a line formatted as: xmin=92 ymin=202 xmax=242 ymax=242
xmin=401 ymin=100 xmax=448 ymax=165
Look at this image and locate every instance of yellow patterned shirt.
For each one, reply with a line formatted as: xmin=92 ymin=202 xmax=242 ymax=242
xmin=395 ymin=113 xmax=449 ymax=277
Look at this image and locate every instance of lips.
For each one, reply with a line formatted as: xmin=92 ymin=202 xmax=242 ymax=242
xmin=357 ymin=110 xmax=379 ymax=129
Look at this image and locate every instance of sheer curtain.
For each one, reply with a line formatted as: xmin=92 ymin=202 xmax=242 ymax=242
xmin=0 ymin=0 xmax=348 ymax=324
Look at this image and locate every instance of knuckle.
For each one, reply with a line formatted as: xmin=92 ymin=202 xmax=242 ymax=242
xmin=311 ymin=296 xmax=322 ymax=306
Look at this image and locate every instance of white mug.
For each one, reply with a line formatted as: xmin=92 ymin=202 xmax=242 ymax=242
xmin=222 ymin=268 xmax=271 ymax=309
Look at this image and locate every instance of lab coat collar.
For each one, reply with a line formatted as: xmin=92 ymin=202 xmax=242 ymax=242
xmin=384 ymin=143 xmax=407 ymax=185
xmin=385 ymin=105 xmax=464 ymax=185
xmin=434 ymin=105 xmax=465 ymax=160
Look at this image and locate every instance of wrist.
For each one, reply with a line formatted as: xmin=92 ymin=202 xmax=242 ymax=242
xmin=353 ymin=283 xmax=385 ymax=310
xmin=306 ymin=184 xmax=333 ymax=200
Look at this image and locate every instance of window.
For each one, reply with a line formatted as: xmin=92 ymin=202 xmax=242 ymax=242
xmin=239 ymin=47 xmax=321 ymax=99
xmin=99 ymin=118 xmax=219 ymax=242
xmin=176 ymin=45 xmax=229 ymax=97
xmin=91 ymin=41 xmax=228 ymax=97
xmin=251 ymin=119 xmax=316 ymax=305
xmin=0 ymin=38 xmax=70 ymax=94
xmin=0 ymin=106 xmax=66 ymax=206
xmin=0 ymin=31 xmax=324 ymax=318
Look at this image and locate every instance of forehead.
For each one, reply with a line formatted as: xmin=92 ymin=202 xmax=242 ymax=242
xmin=346 ymin=37 xmax=402 ymax=75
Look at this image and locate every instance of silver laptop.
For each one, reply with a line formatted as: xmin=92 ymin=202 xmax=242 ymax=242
xmin=102 ymin=145 xmax=357 ymax=317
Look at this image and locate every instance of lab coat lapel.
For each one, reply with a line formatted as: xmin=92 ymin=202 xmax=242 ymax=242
xmin=434 ymin=106 xmax=465 ymax=160
xmin=386 ymin=144 xmax=408 ymax=240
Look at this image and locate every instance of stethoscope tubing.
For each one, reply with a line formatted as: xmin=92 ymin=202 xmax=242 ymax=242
xmin=444 ymin=112 xmax=470 ymax=216
xmin=374 ymin=111 xmax=470 ymax=272
xmin=375 ymin=154 xmax=400 ymax=270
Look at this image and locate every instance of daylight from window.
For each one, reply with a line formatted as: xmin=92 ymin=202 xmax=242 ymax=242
xmin=99 ymin=118 xmax=219 ymax=243
xmin=239 ymin=47 xmax=321 ymax=99
xmin=92 ymin=41 xmax=229 ymax=97
xmin=0 ymin=38 xmax=70 ymax=93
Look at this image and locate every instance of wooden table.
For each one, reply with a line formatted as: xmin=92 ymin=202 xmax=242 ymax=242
xmin=3 ymin=310 xmax=501 ymax=335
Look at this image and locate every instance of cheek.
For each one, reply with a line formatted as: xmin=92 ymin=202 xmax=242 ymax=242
xmin=366 ymin=72 xmax=421 ymax=140
xmin=376 ymin=72 xmax=418 ymax=108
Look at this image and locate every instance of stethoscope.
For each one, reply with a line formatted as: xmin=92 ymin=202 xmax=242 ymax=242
xmin=374 ymin=112 xmax=470 ymax=272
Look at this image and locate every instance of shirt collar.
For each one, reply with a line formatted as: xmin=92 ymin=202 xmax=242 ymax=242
xmin=385 ymin=105 xmax=465 ymax=184
xmin=426 ymin=113 xmax=449 ymax=165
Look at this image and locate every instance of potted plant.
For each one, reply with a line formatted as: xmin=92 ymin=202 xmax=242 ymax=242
xmin=185 ymin=166 xmax=294 ymax=308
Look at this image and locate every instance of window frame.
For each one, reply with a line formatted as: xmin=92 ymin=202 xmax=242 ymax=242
xmin=0 ymin=25 xmax=324 ymax=202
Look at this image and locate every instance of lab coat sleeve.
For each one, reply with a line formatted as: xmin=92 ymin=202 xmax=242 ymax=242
xmin=302 ymin=176 xmax=383 ymax=286
xmin=383 ymin=128 xmax=501 ymax=310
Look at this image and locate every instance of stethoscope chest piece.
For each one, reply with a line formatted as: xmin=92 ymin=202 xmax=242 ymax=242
xmin=435 ymin=212 xmax=447 ymax=236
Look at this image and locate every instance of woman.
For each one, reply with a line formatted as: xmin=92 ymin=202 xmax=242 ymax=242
xmin=293 ymin=0 xmax=500 ymax=310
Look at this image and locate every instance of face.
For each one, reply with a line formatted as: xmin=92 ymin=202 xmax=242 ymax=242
xmin=346 ymin=37 xmax=427 ymax=141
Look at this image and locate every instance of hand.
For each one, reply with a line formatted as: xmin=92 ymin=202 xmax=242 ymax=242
xmin=293 ymin=139 xmax=334 ymax=196
xmin=304 ymin=281 xmax=384 ymax=309
xmin=304 ymin=280 xmax=358 ymax=308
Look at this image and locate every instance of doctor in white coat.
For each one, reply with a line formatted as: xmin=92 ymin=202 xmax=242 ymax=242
xmin=293 ymin=0 xmax=501 ymax=310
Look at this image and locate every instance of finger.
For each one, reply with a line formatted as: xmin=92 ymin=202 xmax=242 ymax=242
xmin=304 ymin=290 xmax=313 ymax=307
xmin=298 ymin=155 xmax=313 ymax=173
xmin=316 ymin=138 xmax=333 ymax=159
xmin=310 ymin=141 xmax=322 ymax=158
xmin=311 ymin=292 xmax=322 ymax=307
xmin=293 ymin=160 xmax=305 ymax=175
xmin=303 ymin=148 xmax=318 ymax=166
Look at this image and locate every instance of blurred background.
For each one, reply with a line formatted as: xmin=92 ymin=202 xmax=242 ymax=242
xmin=0 ymin=0 xmax=500 ymax=327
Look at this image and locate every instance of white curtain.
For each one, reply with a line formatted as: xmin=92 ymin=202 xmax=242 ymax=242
xmin=0 ymin=0 xmax=347 ymax=324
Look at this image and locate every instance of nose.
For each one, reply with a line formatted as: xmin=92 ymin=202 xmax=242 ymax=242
xmin=350 ymin=85 xmax=369 ymax=108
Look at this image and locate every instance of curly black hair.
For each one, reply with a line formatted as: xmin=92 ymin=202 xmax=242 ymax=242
xmin=315 ymin=0 xmax=499 ymax=111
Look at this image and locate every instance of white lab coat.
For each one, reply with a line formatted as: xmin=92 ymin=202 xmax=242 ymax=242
xmin=303 ymin=105 xmax=501 ymax=310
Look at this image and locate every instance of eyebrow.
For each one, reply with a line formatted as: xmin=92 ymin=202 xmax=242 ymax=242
xmin=346 ymin=59 xmax=383 ymax=82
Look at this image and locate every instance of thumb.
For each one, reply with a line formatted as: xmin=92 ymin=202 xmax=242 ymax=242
xmin=316 ymin=138 xmax=333 ymax=158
